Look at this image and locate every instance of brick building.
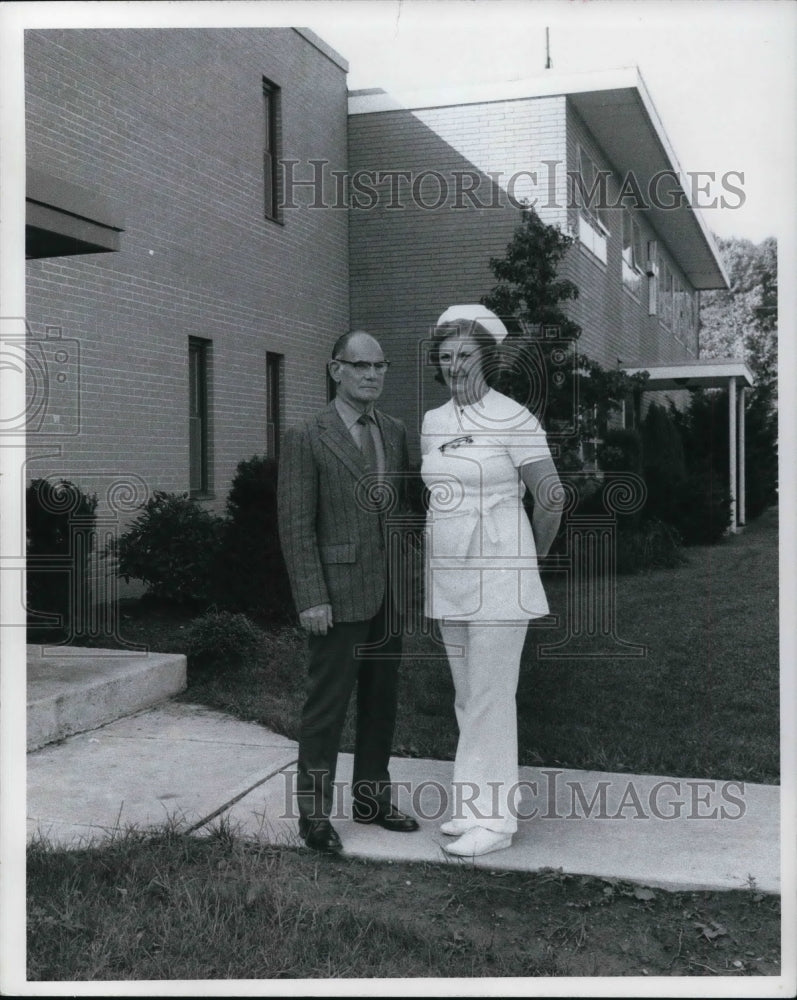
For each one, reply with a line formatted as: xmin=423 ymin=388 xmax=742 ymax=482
xmin=347 ymin=71 xmax=744 ymax=455
xmin=24 ymin=33 xmax=751 ymax=543
xmin=25 ymin=27 xmax=349 ymax=514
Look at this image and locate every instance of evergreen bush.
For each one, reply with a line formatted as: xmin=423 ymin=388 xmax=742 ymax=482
xmin=743 ymin=395 xmax=778 ymax=519
xmin=185 ymin=610 xmax=262 ymax=675
xmin=26 ymin=478 xmax=98 ymax=641
xmin=615 ymin=518 xmax=685 ymax=574
xmin=669 ymin=392 xmax=733 ymax=543
xmin=675 ymin=461 xmax=733 ymax=545
xmin=597 ymin=427 xmax=644 ymax=476
xmin=641 ymin=403 xmax=687 ymax=528
xmin=113 ymin=491 xmax=224 ymax=607
xmin=214 ymin=455 xmax=293 ymax=623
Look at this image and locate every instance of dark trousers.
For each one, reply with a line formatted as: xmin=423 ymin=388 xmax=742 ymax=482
xmin=296 ymin=600 xmax=402 ymax=825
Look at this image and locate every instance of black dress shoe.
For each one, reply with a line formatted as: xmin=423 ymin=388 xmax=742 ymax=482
xmin=353 ymin=803 xmax=419 ymax=833
xmin=300 ymin=819 xmax=342 ymax=854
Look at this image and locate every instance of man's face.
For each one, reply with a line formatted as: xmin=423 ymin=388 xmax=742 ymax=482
xmin=329 ymin=334 xmax=388 ymax=409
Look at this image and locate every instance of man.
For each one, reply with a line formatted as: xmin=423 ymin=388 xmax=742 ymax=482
xmin=278 ymin=330 xmax=419 ymax=854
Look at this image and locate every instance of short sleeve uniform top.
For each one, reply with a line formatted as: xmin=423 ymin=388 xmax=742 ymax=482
xmin=420 ymin=389 xmax=553 ymax=622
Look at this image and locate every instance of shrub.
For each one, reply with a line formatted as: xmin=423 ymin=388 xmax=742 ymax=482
xmin=669 ymin=392 xmax=734 ymax=544
xmin=615 ymin=517 xmax=686 ymax=574
xmin=26 ymin=478 xmax=98 ymax=641
xmin=113 ymin=491 xmax=224 ymax=607
xmin=214 ymin=455 xmax=293 ymax=623
xmin=743 ymin=393 xmax=778 ymax=518
xmin=597 ymin=427 xmax=643 ymax=476
xmin=674 ymin=461 xmax=733 ymax=545
xmin=185 ymin=610 xmax=261 ymax=675
xmin=641 ymin=403 xmax=687 ymax=526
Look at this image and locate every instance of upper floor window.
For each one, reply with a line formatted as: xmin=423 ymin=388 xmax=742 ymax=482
xmin=672 ymin=277 xmax=697 ymax=352
xmin=621 ymin=209 xmax=644 ymax=298
xmin=646 ymin=240 xmax=659 ymax=316
xmin=659 ymin=263 xmax=674 ymax=329
xmin=263 ymin=77 xmax=282 ymax=222
xmin=574 ymin=144 xmax=611 ymax=264
xmin=672 ymin=275 xmax=684 ymax=342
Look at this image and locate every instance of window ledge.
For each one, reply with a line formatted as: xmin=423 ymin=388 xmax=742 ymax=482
xmin=577 ymin=214 xmax=608 ymax=265
xmin=577 ymin=240 xmax=607 ymax=270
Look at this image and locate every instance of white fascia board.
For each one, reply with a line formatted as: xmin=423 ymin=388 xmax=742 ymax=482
xmin=631 ymin=68 xmax=730 ymax=290
xmin=348 ymin=66 xmax=642 ymax=115
xmin=624 ymin=360 xmax=756 ymax=388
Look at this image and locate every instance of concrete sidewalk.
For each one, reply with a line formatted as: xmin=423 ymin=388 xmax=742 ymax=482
xmin=27 ymin=701 xmax=781 ymax=894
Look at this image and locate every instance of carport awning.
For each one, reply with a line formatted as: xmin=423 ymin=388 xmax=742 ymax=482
xmin=622 ymin=359 xmax=754 ymax=391
xmin=622 ymin=357 xmax=755 ymax=533
xmin=26 ymin=168 xmax=124 ymax=259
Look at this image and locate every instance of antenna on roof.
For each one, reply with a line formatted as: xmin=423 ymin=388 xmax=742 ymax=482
xmin=545 ymin=27 xmax=552 ymax=69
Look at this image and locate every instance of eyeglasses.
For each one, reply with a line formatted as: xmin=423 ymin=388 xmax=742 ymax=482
xmin=333 ymin=360 xmax=391 ymax=374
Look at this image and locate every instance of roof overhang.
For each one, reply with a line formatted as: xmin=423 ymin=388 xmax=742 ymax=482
xmin=623 ymin=359 xmax=755 ymax=391
xmin=566 ymin=70 xmax=728 ymax=291
xmin=26 ymin=168 xmax=124 ymax=259
xmin=349 ymin=68 xmax=729 ymax=291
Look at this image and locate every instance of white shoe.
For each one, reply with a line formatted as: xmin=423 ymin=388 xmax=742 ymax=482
xmin=440 ymin=819 xmax=475 ymax=837
xmin=443 ymin=827 xmax=513 ymax=858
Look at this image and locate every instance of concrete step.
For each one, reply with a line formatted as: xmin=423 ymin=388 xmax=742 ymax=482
xmin=27 ymin=645 xmax=187 ymax=751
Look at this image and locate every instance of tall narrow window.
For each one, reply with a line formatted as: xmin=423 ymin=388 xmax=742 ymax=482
xmin=189 ymin=338 xmax=210 ymax=495
xmin=659 ymin=263 xmax=674 ymax=329
xmin=574 ymin=143 xmax=610 ymax=264
xmin=621 ymin=209 xmax=643 ymax=298
xmin=266 ymin=351 xmax=282 ymax=459
xmin=263 ymin=77 xmax=281 ymax=222
xmin=647 ymin=240 xmax=659 ymax=316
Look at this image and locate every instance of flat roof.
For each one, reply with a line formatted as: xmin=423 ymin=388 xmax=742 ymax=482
xmin=293 ymin=28 xmax=349 ymax=73
xmin=349 ymin=68 xmax=729 ymax=291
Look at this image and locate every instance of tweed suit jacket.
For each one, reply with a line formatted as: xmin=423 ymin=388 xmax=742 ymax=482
xmin=277 ymin=400 xmax=410 ymax=623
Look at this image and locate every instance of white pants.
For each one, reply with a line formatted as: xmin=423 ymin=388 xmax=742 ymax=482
xmin=439 ymin=621 xmax=529 ymax=835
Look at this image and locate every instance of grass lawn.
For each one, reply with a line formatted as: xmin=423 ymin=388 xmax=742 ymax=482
xmin=26 ymin=506 xmax=781 ymax=982
xmin=27 ymin=825 xmax=781 ymax=980
xmin=121 ymin=505 xmax=779 ymax=784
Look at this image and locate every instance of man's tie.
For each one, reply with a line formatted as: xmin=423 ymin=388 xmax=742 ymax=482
xmin=357 ymin=412 xmax=379 ymax=476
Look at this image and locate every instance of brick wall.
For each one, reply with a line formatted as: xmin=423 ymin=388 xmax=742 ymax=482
xmin=25 ymin=28 xmax=349 ymax=521
xmin=562 ymin=101 xmax=698 ymax=373
xmin=348 ymin=95 xmax=568 ymax=457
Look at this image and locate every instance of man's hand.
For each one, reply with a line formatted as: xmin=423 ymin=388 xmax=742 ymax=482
xmin=299 ymin=603 xmax=334 ymax=635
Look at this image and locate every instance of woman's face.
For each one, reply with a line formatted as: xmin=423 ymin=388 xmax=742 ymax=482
xmin=437 ymin=334 xmax=486 ymax=401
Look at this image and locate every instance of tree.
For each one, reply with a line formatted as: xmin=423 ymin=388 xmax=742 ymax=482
xmin=481 ymin=205 xmax=581 ymax=339
xmin=481 ymin=206 xmax=648 ymax=462
xmin=699 ymin=236 xmax=778 ymax=518
xmin=699 ymin=236 xmax=777 ymax=388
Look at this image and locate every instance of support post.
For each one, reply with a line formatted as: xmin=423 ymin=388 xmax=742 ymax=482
xmin=728 ymin=376 xmax=737 ymax=532
xmin=737 ymin=385 xmax=746 ymax=527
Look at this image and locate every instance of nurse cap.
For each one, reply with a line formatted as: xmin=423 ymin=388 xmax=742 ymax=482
xmin=436 ymin=304 xmax=509 ymax=345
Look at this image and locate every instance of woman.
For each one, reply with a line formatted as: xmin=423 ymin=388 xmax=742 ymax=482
xmin=420 ymin=304 xmax=563 ymax=858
